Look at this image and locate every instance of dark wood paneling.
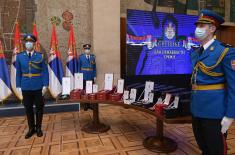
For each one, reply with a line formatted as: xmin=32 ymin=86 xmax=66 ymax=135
xmin=217 ymin=26 xmax=235 ymax=46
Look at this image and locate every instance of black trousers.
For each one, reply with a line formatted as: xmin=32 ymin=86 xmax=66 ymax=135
xmin=22 ymin=89 xmax=44 ymax=129
xmin=192 ymin=117 xmax=227 ymax=155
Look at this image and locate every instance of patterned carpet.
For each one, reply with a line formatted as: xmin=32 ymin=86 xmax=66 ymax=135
xmin=0 ymin=105 xmax=234 ymax=155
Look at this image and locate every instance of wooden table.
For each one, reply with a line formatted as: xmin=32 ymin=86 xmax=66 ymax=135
xmin=81 ymin=103 xmax=110 ymax=133
xmin=59 ymin=99 xmax=192 ymax=153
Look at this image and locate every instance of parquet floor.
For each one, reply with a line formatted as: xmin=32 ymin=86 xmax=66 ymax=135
xmin=0 ymin=105 xmax=234 ymax=155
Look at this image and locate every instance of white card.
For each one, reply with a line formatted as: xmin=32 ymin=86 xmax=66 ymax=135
xmin=93 ymin=84 xmax=98 ymax=93
xmin=130 ymin=89 xmax=137 ymax=101
xmin=156 ymin=97 xmax=163 ymax=104
xmin=62 ymin=77 xmax=71 ymax=95
xmin=124 ymin=100 xmax=132 ymax=105
xmin=148 ymin=92 xmax=154 ymax=103
xmin=123 ymin=90 xmax=129 ymax=100
xmin=117 ymin=79 xmax=124 ymax=93
xmin=163 ymin=93 xmax=172 ymax=105
xmin=172 ymin=96 xmax=180 ymax=108
xmin=104 ymin=73 xmax=113 ymax=90
xmin=74 ymin=73 xmax=83 ymax=89
xmin=86 ymin=81 xmax=93 ymax=94
xmin=144 ymin=81 xmax=154 ymax=100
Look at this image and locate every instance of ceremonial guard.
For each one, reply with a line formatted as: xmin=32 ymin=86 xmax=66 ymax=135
xmin=191 ymin=10 xmax=235 ymax=155
xmin=16 ymin=34 xmax=49 ymax=139
xmin=78 ymin=44 xmax=97 ymax=110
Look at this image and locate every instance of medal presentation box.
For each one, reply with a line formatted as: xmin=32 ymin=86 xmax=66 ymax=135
xmin=81 ymin=94 xmax=89 ymax=100
xmin=96 ymin=89 xmax=115 ymax=100
xmin=96 ymin=73 xmax=116 ymax=100
xmin=70 ymin=89 xmax=84 ymax=99
xmin=108 ymin=93 xmax=123 ymax=101
xmin=108 ymin=79 xmax=124 ymax=101
xmin=89 ymin=93 xmax=97 ymax=100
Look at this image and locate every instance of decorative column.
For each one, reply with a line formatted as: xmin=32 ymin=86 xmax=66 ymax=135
xmin=91 ymin=0 xmax=121 ymax=87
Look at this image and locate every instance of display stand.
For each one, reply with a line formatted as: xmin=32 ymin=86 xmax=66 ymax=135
xmin=81 ymin=102 xmax=110 ymax=133
xmin=143 ymin=118 xmax=177 ymax=153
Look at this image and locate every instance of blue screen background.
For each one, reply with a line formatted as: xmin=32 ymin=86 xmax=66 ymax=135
xmin=126 ymin=9 xmax=199 ymax=75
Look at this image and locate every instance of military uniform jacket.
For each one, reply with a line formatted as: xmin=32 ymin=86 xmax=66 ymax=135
xmin=191 ymin=39 xmax=235 ymax=119
xmin=78 ymin=54 xmax=96 ymax=80
xmin=16 ymin=51 xmax=49 ymax=91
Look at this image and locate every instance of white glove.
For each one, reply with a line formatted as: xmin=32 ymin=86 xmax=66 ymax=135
xmin=16 ymin=87 xmax=22 ymax=92
xmin=42 ymin=86 xmax=47 ymax=96
xmin=221 ymin=116 xmax=234 ymax=133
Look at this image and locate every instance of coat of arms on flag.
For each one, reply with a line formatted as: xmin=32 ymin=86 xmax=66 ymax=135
xmin=65 ymin=25 xmax=78 ymax=91
xmin=48 ymin=24 xmax=64 ymax=99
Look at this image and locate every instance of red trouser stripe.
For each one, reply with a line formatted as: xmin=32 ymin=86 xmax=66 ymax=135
xmin=221 ymin=133 xmax=227 ymax=155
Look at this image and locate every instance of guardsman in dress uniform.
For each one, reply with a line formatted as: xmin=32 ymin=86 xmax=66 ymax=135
xmin=16 ymin=34 xmax=49 ymax=139
xmin=78 ymin=44 xmax=96 ymax=110
xmin=191 ymin=10 xmax=235 ymax=155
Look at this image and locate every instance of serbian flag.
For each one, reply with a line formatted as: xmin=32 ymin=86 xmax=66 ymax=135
xmin=0 ymin=41 xmax=12 ymax=102
xmin=65 ymin=25 xmax=78 ymax=90
xmin=32 ymin=22 xmax=41 ymax=51
xmin=48 ymin=25 xmax=64 ymax=98
xmin=10 ymin=22 xmax=23 ymax=100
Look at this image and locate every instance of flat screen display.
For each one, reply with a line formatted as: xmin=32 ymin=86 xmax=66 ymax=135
xmin=126 ymin=9 xmax=199 ymax=76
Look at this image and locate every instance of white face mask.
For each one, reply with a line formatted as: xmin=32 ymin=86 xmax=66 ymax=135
xmin=195 ymin=27 xmax=207 ymax=40
xmin=25 ymin=42 xmax=34 ymax=51
xmin=84 ymin=49 xmax=90 ymax=54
